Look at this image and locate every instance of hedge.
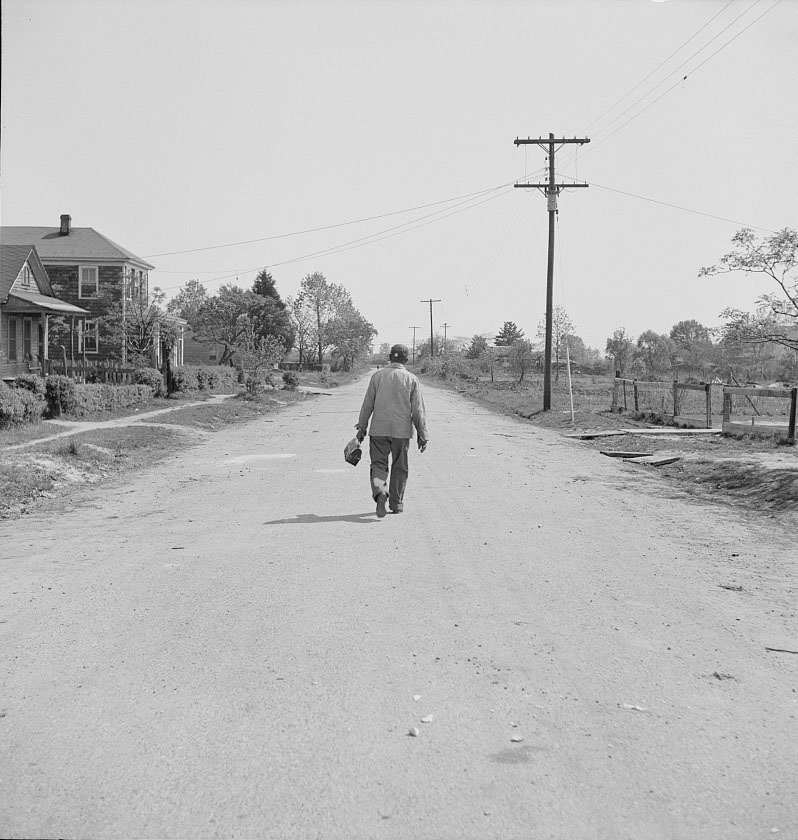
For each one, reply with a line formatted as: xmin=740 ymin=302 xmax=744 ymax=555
xmin=69 ymin=383 xmax=154 ymax=417
xmin=45 ymin=375 xmax=78 ymax=416
xmin=132 ymin=367 xmax=165 ymax=397
xmin=172 ymin=365 xmax=238 ymax=394
xmin=0 ymin=380 xmax=46 ymax=427
xmin=13 ymin=374 xmax=47 ymax=396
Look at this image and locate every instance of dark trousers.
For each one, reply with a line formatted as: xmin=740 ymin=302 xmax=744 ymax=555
xmin=369 ymin=437 xmax=410 ymax=509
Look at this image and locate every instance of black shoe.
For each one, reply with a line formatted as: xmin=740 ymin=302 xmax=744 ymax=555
xmin=389 ymin=506 xmax=404 ymax=514
xmin=376 ymin=493 xmax=388 ymax=518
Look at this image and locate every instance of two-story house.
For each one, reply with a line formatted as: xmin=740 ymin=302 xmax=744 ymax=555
xmin=1 ymin=215 xmax=156 ymax=365
xmin=1 ymin=243 xmax=90 ymax=380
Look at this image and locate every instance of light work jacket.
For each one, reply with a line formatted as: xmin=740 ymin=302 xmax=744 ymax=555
xmin=358 ymin=363 xmax=429 ymax=440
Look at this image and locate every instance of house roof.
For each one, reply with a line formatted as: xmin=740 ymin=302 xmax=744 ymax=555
xmin=1 ymin=244 xmax=54 ymax=302
xmin=5 ymin=289 xmax=90 ymax=316
xmin=0 ymin=225 xmax=155 ymax=270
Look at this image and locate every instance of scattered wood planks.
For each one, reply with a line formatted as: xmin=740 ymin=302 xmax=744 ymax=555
xmin=599 ymin=451 xmax=654 ymax=459
xmin=565 ymin=430 xmax=626 ymax=439
xmin=567 ymin=427 xmax=721 ymax=440
xmin=599 ymin=450 xmax=681 ymax=466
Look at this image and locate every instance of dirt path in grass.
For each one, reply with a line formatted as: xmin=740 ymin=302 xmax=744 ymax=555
xmin=1 ymin=377 xmax=796 ymax=840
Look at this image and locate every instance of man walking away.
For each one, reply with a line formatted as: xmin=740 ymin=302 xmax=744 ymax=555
xmin=356 ymin=344 xmax=428 ymax=518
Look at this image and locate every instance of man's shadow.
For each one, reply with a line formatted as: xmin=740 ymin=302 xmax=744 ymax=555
xmin=264 ymin=511 xmax=379 ymax=525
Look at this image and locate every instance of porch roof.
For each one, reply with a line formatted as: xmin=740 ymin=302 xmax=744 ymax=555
xmin=5 ymin=289 xmax=90 ymax=316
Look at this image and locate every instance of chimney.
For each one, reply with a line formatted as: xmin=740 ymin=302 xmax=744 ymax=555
xmin=59 ymin=214 xmax=71 ymax=236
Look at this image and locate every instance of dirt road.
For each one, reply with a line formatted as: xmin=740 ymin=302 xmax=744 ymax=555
xmin=1 ymin=376 xmax=796 ymax=839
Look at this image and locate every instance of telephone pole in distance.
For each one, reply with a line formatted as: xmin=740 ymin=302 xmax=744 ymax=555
xmin=442 ymin=323 xmax=450 ymax=353
xmin=420 ymin=299 xmax=441 ymax=357
xmin=514 ymin=133 xmax=589 ymax=411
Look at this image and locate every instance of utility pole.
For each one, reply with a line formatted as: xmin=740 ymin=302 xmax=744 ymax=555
xmin=409 ymin=326 xmax=420 ymax=366
xmin=514 ymin=133 xmax=589 ymax=410
xmin=442 ymin=323 xmax=450 ymax=354
xmin=420 ymin=299 xmax=441 ymax=357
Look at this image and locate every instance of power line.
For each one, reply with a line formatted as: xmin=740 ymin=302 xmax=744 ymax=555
xmin=146 ymin=183 xmax=512 ymax=259
xmin=563 ymin=0 xmax=781 ymax=169
xmin=154 ymin=187 xmax=514 ymax=293
xmin=580 ymin=0 xmax=738 ymax=137
xmin=588 ymin=181 xmax=776 ymax=233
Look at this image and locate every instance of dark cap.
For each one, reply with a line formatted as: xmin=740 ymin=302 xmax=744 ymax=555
xmin=389 ymin=344 xmax=409 ymax=363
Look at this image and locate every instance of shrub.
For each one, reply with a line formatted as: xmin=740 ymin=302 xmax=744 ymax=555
xmin=171 ymin=366 xmax=200 ymax=393
xmin=0 ymin=380 xmax=46 ymax=427
xmin=172 ymin=365 xmax=238 ymax=394
xmin=282 ymin=371 xmax=299 ymax=390
xmin=198 ymin=365 xmax=238 ymax=392
xmin=132 ymin=367 xmax=165 ymax=397
xmin=69 ymin=383 xmax=154 ymax=416
xmin=45 ymin=375 xmax=78 ymax=416
xmin=13 ymin=374 xmax=46 ymax=396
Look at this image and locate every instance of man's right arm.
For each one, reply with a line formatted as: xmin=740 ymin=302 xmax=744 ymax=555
xmin=357 ymin=376 xmax=377 ymax=439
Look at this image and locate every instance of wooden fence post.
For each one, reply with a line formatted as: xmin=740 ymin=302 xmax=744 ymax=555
xmin=705 ymin=383 xmax=712 ymax=429
xmin=789 ymin=387 xmax=797 ymax=444
xmin=672 ymin=380 xmax=679 ymax=420
xmin=633 ymin=380 xmax=639 ymax=413
xmin=612 ymin=372 xmax=619 ymax=412
xmin=623 ymin=379 xmax=628 ymax=411
xmin=722 ymin=388 xmax=731 ymax=423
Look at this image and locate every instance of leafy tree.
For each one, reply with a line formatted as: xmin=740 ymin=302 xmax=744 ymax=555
xmin=328 ymin=302 xmax=376 ymax=371
xmin=296 ymin=272 xmax=350 ymax=365
xmin=715 ymin=307 xmax=783 ymax=381
xmin=252 ymin=269 xmax=280 ymax=300
xmin=416 ymin=335 xmax=444 ymax=359
xmin=167 ymin=278 xmax=208 ymax=325
xmin=700 ymin=227 xmax=798 ymax=351
xmin=509 ymin=339 xmax=536 ymax=383
xmin=669 ymin=319 xmax=710 ymax=348
xmin=192 ymin=285 xmax=254 ymax=366
xmin=605 ymin=327 xmax=634 ymax=375
xmin=536 ymin=306 xmax=574 ymax=380
xmin=636 ymin=330 xmax=675 ymax=377
xmin=495 ymin=321 xmax=525 ymax=346
xmin=99 ymin=277 xmax=178 ymax=367
xmin=285 ymin=294 xmax=315 ymax=368
xmin=669 ymin=319 xmax=713 ymax=374
xmin=465 ymin=334 xmax=489 ymax=360
xmin=564 ymin=334 xmax=586 ymax=366
xmin=237 ymin=321 xmax=286 ymax=395
xmin=188 ymin=281 xmax=294 ymax=366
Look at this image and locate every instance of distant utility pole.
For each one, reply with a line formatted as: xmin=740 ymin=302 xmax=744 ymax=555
xmin=514 ymin=133 xmax=589 ymax=410
xmin=442 ymin=323 xmax=450 ymax=354
xmin=420 ymin=299 xmax=441 ymax=357
xmin=409 ymin=326 xmax=420 ymax=366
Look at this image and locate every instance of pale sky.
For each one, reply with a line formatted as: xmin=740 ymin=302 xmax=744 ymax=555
xmin=2 ymin=0 xmax=796 ymax=352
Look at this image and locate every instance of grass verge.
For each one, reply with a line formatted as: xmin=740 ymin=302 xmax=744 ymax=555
xmin=0 ymin=389 xmax=310 ymax=519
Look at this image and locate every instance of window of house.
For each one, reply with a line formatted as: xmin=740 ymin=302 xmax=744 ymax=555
xmin=8 ymin=317 xmax=18 ymax=361
xmin=78 ymin=266 xmax=99 ymax=298
xmin=20 ymin=264 xmax=33 ymax=287
xmin=80 ymin=320 xmax=99 ymax=354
